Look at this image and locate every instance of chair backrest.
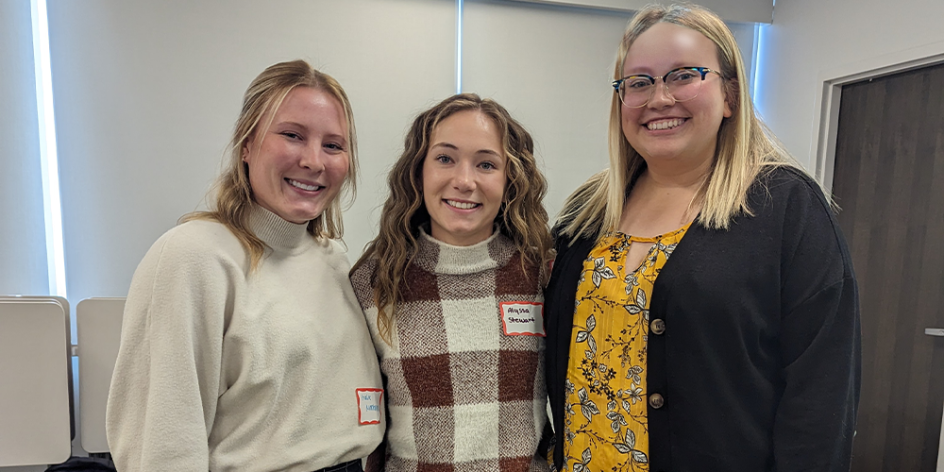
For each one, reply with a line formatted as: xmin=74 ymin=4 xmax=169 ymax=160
xmin=0 ymin=299 xmax=73 ymax=466
xmin=0 ymin=295 xmax=76 ymax=439
xmin=75 ymin=297 xmax=125 ymax=454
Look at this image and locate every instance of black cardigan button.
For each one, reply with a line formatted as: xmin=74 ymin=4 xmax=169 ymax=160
xmin=651 ymin=318 xmax=666 ymax=335
xmin=649 ymin=393 xmax=665 ymax=409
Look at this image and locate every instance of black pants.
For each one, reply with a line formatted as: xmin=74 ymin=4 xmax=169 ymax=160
xmin=314 ymin=459 xmax=363 ymax=472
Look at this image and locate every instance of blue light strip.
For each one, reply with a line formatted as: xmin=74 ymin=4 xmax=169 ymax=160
xmin=30 ymin=0 xmax=67 ymax=298
xmin=751 ymin=22 xmax=764 ymax=116
xmin=456 ymin=0 xmax=463 ymax=94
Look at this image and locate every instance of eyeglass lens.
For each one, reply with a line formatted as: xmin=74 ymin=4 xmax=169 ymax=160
xmin=619 ymin=69 xmax=706 ymax=107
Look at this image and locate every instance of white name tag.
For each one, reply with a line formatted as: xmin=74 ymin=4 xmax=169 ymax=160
xmin=500 ymin=302 xmax=545 ymax=337
xmin=356 ymin=388 xmax=383 ymax=425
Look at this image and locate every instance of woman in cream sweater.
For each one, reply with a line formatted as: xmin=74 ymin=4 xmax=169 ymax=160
xmin=106 ymin=60 xmax=383 ymax=472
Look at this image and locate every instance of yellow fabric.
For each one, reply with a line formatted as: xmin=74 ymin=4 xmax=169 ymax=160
xmin=560 ymin=223 xmax=689 ymax=472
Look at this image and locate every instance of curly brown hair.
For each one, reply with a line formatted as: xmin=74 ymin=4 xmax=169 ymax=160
xmin=352 ymin=93 xmax=551 ymax=343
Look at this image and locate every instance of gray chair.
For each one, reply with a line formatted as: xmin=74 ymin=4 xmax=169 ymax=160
xmin=75 ymin=298 xmax=125 ymax=454
xmin=0 ymin=298 xmax=73 ymax=467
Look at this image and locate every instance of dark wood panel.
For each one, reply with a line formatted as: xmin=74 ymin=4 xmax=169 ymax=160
xmin=881 ymin=64 xmax=928 ymax=472
xmin=915 ymin=63 xmax=944 ymax=471
xmin=833 ymin=61 xmax=944 ymax=472
xmin=835 ymin=71 xmax=891 ymax=472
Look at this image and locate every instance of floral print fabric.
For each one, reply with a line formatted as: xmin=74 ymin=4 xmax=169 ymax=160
xmin=561 ymin=224 xmax=689 ymax=472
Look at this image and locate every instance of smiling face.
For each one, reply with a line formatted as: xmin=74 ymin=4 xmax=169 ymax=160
xmin=620 ymin=22 xmax=732 ymax=168
xmin=242 ymin=86 xmax=350 ymax=224
xmin=422 ymin=109 xmax=507 ymax=246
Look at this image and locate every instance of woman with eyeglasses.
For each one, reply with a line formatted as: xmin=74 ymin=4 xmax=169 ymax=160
xmin=544 ymin=5 xmax=860 ymax=472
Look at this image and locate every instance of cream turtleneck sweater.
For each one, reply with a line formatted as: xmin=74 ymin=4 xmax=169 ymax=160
xmin=107 ymin=206 xmax=383 ymax=472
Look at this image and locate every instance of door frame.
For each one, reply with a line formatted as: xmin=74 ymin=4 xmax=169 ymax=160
xmin=810 ymin=40 xmax=944 ymax=194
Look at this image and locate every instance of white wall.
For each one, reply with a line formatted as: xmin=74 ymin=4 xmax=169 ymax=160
xmin=12 ymin=0 xmax=762 ymax=306
xmin=2 ymin=1 xmax=763 ymax=465
xmin=754 ymin=0 xmax=944 ymax=172
xmin=0 ymin=0 xmax=49 ymax=297
xmin=463 ymin=1 xmax=630 ymax=217
xmin=462 ymin=1 xmax=756 ymax=219
xmin=27 ymin=0 xmax=455 ymax=463
xmin=47 ymin=0 xmax=456 ymax=308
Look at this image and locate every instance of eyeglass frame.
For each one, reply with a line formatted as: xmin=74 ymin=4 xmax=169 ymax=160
xmin=612 ymin=66 xmax=724 ymax=108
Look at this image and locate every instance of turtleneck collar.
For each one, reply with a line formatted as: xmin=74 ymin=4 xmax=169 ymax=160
xmin=413 ymin=226 xmax=515 ymax=275
xmin=248 ymin=205 xmax=312 ymax=253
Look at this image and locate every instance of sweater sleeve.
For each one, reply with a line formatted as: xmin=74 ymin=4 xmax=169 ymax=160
xmin=106 ymin=226 xmax=235 ymax=472
xmin=350 ymin=258 xmax=389 ymax=472
xmin=772 ymin=176 xmax=861 ymax=472
xmin=349 ymin=258 xmax=377 ymax=312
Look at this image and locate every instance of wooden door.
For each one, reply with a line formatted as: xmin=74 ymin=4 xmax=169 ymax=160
xmin=832 ymin=62 xmax=944 ymax=472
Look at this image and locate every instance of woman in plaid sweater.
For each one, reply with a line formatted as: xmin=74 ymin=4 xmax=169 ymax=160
xmin=350 ymin=94 xmax=553 ymax=472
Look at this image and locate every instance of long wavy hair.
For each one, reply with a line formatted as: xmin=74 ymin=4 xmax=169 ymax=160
xmin=352 ymin=93 xmax=552 ymax=343
xmin=558 ymin=4 xmax=801 ymax=243
xmin=183 ymin=60 xmax=358 ymax=269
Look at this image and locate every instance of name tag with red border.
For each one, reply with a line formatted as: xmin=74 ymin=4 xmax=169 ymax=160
xmin=356 ymin=388 xmax=383 ymax=425
xmin=500 ymin=302 xmax=545 ymax=337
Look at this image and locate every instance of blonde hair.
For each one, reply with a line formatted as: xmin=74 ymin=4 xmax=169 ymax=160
xmin=352 ymin=93 xmax=552 ymax=343
xmin=558 ymin=3 xmax=800 ymax=242
xmin=183 ymin=60 xmax=358 ymax=268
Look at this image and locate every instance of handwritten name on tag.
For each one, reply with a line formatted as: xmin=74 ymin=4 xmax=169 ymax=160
xmin=356 ymin=388 xmax=383 ymax=425
xmin=500 ymin=302 xmax=545 ymax=337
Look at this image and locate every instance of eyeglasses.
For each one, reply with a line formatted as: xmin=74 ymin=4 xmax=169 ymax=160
xmin=612 ymin=67 xmax=724 ymax=108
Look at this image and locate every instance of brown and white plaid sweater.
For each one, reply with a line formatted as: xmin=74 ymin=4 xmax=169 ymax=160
xmin=351 ymin=229 xmax=550 ymax=472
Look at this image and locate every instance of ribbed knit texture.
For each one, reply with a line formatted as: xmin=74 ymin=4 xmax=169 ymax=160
xmin=107 ymin=206 xmax=384 ymax=472
xmin=351 ymin=229 xmax=549 ymax=472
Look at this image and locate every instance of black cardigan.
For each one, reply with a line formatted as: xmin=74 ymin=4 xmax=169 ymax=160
xmin=545 ymin=167 xmax=860 ymax=472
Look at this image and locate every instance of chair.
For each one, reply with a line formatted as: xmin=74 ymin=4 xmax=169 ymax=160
xmin=75 ymin=298 xmax=125 ymax=454
xmin=0 ymin=298 xmax=73 ymax=467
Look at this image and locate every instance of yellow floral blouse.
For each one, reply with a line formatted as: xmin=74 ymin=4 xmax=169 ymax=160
xmin=561 ymin=223 xmax=689 ymax=472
